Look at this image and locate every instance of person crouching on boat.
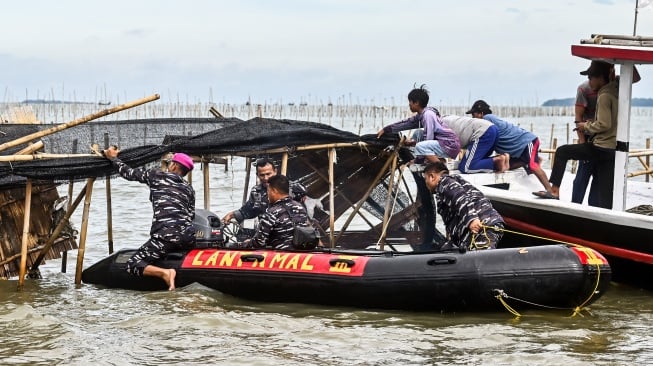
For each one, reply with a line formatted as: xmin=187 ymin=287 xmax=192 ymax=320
xmin=240 ymin=174 xmax=311 ymax=249
xmin=103 ymin=147 xmax=196 ymax=291
xmin=376 ymin=84 xmax=460 ymax=164
xmin=466 ymin=99 xmax=552 ymax=193
xmin=422 ymin=161 xmax=504 ymax=250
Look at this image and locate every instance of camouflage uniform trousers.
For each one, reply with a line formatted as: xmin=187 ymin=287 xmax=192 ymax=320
xmin=126 ymin=229 xmax=190 ymax=276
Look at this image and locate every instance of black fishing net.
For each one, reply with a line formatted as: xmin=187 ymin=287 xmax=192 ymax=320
xmin=1 ymin=117 xmax=437 ymax=246
xmin=0 ymin=118 xmax=394 ymax=182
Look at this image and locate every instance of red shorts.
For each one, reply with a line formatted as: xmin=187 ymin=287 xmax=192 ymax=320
xmin=517 ymin=138 xmax=541 ymax=174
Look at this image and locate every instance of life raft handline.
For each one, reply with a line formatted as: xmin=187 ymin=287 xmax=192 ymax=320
xmin=485 ymin=224 xmax=604 ymax=318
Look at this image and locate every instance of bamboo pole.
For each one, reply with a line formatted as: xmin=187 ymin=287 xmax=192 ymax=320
xmin=17 ymin=179 xmax=32 ymax=289
xmin=634 ymin=156 xmax=653 ymax=179
xmin=0 ymin=245 xmax=44 ymax=268
xmin=280 ymin=152 xmax=288 ymax=175
xmin=209 ymin=106 xmax=224 ymax=119
xmin=334 ymin=153 xmax=395 ymax=244
xmin=378 ymin=154 xmax=398 ymax=251
xmin=203 ymin=159 xmax=210 ymax=210
xmin=647 ymin=138 xmax=650 ymax=183
xmin=104 ymin=134 xmax=114 ymax=254
xmin=551 ymin=138 xmax=558 ymax=169
xmin=297 ymin=156 xmax=376 ymax=229
xmin=232 ymin=142 xmax=369 ymax=158
xmin=15 ymin=140 xmax=44 ymax=155
xmin=629 ymin=150 xmax=653 ymax=157
xmin=75 ymin=178 xmax=96 ymax=286
xmin=0 ymin=94 xmax=160 ymax=153
xmin=29 ymin=183 xmax=88 ymax=274
xmin=400 ymin=173 xmax=414 ymax=204
xmin=63 ymin=139 xmax=78 ymax=272
xmin=0 ymin=153 xmax=97 ymax=162
xmin=628 ymin=169 xmax=653 ymax=178
xmin=328 ymin=148 xmax=335 ymax=247
xmin=243 ymin=157 xmax=252 ymax=205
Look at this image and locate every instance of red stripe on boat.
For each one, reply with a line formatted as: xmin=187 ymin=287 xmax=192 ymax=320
xmin=181 ymin=249 xmax=369 ymax=276
xmin=570 ymin=247 xmax=609 ymax=265
xmin=504 ymin=217 xmax=653 ymax=264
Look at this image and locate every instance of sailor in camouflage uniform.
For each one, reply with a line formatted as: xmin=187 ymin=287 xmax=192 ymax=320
xmin=241 ymin=174 xmax=310 ymax=249
xmin=222 ymin=157 xmax=307 ymax=223
xmin=422 ymin=161 xmax=504 ymax=250
xmin=104 ymin=147 xmax=196 ymax=290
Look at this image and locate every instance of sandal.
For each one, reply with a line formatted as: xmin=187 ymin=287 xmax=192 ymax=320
xmin=532 ymin=191 xmax=559 ymax=200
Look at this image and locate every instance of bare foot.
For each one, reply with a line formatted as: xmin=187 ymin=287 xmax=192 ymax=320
xmin=493 ymin=154 xmax=508 ymax=172
xmin=501 ymin=153 xmax=510 ymax=172
xmin=164 ymin=268 xmax=176 ymax=291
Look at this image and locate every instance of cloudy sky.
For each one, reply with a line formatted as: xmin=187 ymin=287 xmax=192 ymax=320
xmin=2 ymin=0 xmax=653 ymax=106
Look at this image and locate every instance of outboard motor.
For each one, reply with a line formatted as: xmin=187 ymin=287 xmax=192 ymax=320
xmin=193 ymin=209 xmax=225 ymax=248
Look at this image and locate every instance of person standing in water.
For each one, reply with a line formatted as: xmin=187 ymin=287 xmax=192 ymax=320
xmin=104 ymin=147 xmax=196 ymax=290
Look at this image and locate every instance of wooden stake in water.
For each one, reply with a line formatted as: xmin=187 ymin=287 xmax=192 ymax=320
xmin=647 ymin=138 xmax=651 ymax=183
xmin=18 ymin=179 xmax=32 ymax=290
xmin=328 ymin=148 xmax=335 ymax=247
xmin=203 ymin=159 xmax=210 ymax=210
xmin=29 ymin=183 xmax=89 ymax=275
xmin=378 ymin=153 xmax=398 ymax=251
xmin=75 ymin=178 xmax=96 ymax=286
xmin=104 ymin=134 xmax=114 ymax=254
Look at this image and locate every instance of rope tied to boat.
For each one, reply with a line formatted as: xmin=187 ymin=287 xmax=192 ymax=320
xmin=493 ymin=288 xmax=595 ymax=318
xmin=469 ymin=225 xmax=491 ymax=250
xmin=493 ymin=290 xmax=522 ymax=317
xmin=483 ymin=224 xmax=603 ymax=318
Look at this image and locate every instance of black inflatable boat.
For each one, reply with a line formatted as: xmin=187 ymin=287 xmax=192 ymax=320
xmin=82 ymin=242 xmax=611 ymax=313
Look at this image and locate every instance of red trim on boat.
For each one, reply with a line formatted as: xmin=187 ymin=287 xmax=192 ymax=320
xmin=503 ymin=217 xmax=653 ymax=265
xmin=570 ymin=247 xmax=609 ymax=265
xmin=181 ymin=249 xmax=369 ymax=276
xmin=571 ymin=44 xmax=653 ymax=64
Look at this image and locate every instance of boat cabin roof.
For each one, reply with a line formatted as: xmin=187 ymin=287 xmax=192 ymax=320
xmin=572 ymin=34 xmax=653 ymax=64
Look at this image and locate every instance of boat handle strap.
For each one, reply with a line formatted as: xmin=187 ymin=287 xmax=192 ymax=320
xmin=241 ymin=254 xmax=266 ymax=262
xmin=427 ymin=257 xmax=457 ymax=265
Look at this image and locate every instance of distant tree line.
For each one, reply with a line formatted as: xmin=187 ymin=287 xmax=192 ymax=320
xmin=542 ymin=98 xmax=653 ymax=107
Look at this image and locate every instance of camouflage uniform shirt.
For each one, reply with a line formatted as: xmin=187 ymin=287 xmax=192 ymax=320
xmin=233 ymin=180 xmax=306 ymax=222
xmin=434 ymin=174 xmax=504 ymax=249
xmin=111 ymin=158 xmax=196 ymax=240
xmin=249 ymin=196 xmax=309 ymax=249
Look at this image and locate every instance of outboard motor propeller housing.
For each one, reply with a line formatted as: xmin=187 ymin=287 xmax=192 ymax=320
xmin=193 ymin=208 xmax=225 ymax=248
